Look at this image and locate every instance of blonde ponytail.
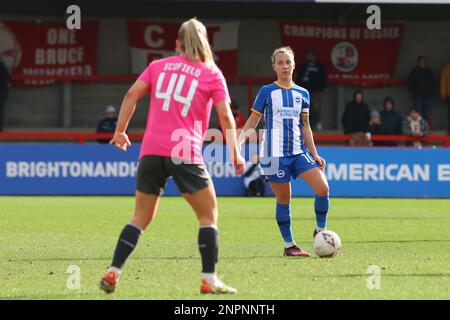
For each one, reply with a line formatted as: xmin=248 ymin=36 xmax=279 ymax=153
xmin=178 ymin=18 xmax=217 ymax=69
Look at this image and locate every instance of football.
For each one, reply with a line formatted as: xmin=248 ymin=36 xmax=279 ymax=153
xmin=313 ymin=230 xmax=342 ymax=258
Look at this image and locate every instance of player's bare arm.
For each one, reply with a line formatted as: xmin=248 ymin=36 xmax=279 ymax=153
xmin=110 ymin=80 xmax=148 ymax=151
xmin=301 ymin=112 xmax=326 ymax=171
xmin=215 ymin=100 xmax=245 ymax=175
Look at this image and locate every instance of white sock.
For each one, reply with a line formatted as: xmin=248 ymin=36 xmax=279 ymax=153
xmin=202 ymin=273 xmax=217 ymax=285
xmin=108 ymin=266 xmax=122 ymax=280
xmin=285 ymin=241 xmax=296 ymax=248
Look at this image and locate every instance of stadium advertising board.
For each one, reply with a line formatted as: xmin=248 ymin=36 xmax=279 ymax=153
xmin=1 ymin=144 xmax=449 ymax=197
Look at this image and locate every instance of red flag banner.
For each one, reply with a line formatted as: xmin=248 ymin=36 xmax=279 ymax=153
xmin=127 ymin=20 xmax=239 ymax=79
xmin=280 ymin=22 xmax=404 ymax=85
xmin=0 ymin=21 xmax=98 ymax=87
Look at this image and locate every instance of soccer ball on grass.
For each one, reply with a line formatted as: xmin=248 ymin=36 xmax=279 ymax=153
xmin=312 ymin=230 xmax=341 ymax=258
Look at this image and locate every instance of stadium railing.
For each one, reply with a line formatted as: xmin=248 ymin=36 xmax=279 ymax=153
xmin=0 ymin=131 xmax=449 ymax=147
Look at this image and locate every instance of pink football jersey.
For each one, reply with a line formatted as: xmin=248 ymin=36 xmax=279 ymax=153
xmin=137 ymin=54 xmax=230 ymax=164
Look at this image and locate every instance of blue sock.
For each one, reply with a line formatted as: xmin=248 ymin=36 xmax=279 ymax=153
xmin=276 ymin=203 xmax=294 ymax=245
xmin=314 ymin=195 xmax=329 ymax=230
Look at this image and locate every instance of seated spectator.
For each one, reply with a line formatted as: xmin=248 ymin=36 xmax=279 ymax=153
xmin=402 ymin=107 xmax=429 ymax=148
xmin=370 ymin=109 xmax=381 ymax=133
xmin=243 ymin=154 xmax=265 ymax=197
xmin=372 ymin=97 xmax=403 ymax=146
xmin=342 ymin=89 xmax=371 ymax=146
xmin=96 ymin=105 xmax=118 ymax=143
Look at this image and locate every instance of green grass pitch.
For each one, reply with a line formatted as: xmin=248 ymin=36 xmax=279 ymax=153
xmin=0 ymin=196 xmax=449 ymax=300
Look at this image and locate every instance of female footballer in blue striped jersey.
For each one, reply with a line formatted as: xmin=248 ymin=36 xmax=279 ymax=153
xmin=238 ymin=47 xmax=330 ymax=257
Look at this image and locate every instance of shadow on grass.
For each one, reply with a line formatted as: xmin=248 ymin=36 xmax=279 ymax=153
xmin=8 ymin=255 xmax=285 ymax=263
xmin=236 ymin=216 xmax=447 ymax=221
xmin=8 ymin=256 xmax=197 ymax=262
xmin=2 ymin=273 xmax=448 ymax=300
xmin=345 ymin=239 xmax=450 ymax=244
xmin=0 ymin=291 xmax=96 ymax=300
xmin=295 ymin=273 xmax=450 ymax=278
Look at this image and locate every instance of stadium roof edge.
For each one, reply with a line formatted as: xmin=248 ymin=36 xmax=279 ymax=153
xmin=0 ymin=1 xmax=449 ymax=20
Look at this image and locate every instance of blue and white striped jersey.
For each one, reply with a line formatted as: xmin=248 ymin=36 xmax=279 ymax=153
xmin=252 ymin=82 xmax=310 ymax=158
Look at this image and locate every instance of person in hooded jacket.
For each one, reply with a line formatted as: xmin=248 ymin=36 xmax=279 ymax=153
xmin=342 ymin=89 xmax=371 ymax=146
xmin=372 ymin=97 xmax=403 ymax=146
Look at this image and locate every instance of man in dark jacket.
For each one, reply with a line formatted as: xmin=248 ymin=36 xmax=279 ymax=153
xmin=96 ymin=105 xmax=118 ymax=143
xmin=407 ymin=56 xmax=435 ymax=122
xmin=342 ymin=90 xmax=372 ymax=146
xmin=372 ymin=97 xmax=403 ymax=146
xmin=295 ymin=48 xmax=327 ymax=131
xmin=342 ymin=90 xmax=371 ymax=134
xmin=0 ymin=58 xmax=11 ymax=131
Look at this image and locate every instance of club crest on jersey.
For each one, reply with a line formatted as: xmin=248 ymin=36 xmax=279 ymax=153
xmin=292 ymin=93 xmax=302 ymax=107
xmin=276 ymin=170 xmax=285 ymax=178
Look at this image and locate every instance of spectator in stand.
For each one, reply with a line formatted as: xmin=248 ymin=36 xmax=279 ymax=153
xmin=407 ymin=56 xmax=435 ymax=124
xmin=372 ymin=97 xmax=403 ymax=146
xmin=243 ymin=154 xmax=265 ymax=197
xmin=402 ymin=107 xmax=429 ymax=148
xmin=0 ymin=57 xmax=11 ymax=132
xmin=440 ymin=62 xmax=450 ymax=134
xmin=342 ymin=89 xmax=371 ymax=146
xmin=370 ymin=109 xmax=381 ymax=134
xmin=295 ymin=48 xmax=327 ymax=131
xmin=96 ymin=105 xmax=118 ymax=143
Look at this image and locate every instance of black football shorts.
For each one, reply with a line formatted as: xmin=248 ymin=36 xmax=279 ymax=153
xmin=136 ymin=155 xmax=212 ymax=195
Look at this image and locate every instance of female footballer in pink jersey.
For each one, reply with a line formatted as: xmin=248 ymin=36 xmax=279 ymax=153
xmin=100 ymin=18 xmax=245 ymax=294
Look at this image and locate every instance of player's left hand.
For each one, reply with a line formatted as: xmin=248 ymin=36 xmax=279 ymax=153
xmin=314 ymin=155 xmax=326 ymax=171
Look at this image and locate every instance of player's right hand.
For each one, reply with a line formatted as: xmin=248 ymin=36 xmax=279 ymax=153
xmin=110 ymin=132 xmax=131 ymax=151
xmin=233 ymin=153 xmax=246 ymax=176
xmin=314 ymin=155 xmax=326 ymax=171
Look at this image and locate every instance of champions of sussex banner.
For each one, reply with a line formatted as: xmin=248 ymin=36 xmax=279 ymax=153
xmin=0 ymin=21 xmax=98 ymax=87
xmin=127 ymin=20 xmax=239 ymax=79
xmin=280 ymin=22 xmax=404 ymax=84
